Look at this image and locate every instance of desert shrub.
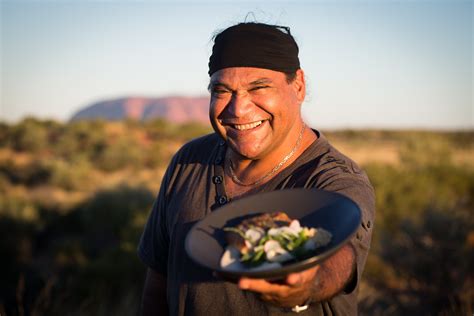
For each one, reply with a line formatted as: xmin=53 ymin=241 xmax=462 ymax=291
xmin=43 ymin=186 xmax=154 ymax=313
xmin=145 ymin=141 xmax=167 ymax=168
xmin=399 ymin=134 xmax=453 ymax=168
xmin=0 ymin=194 xmax=39 ymax=222
xmin=143 ymin=118 xmax=175 ymax=141
xmin=0 ymin=184 xmax=154 ymax=315
xmin=0 ymin=121 xmax=10 ymax=147
xmin=0 ymin=215 xmax=41 ymax=314
xmin=0 ymin=158 xmax=53 ymax=187
xmin=48 ymin=158 xmax=94 ymax=191
xmin=7 ymin=117 xmax=49 ymax=153
xmin=52 ymin=120 xmax=107 ymax=162
xmin=176 ymin=122 xmax=212 ymax=141
xmin=362 ymin=205 xmax=474 ymax=315
xmin=144 ymin=119 xmax=211 ymax=142
xmin=57 ymin=247 xmax=144 ymax=315
xmin=0 ymin=173 xmax=10 ymax=192
xmin=445 ymin=130 xmax=474 ymax=147
xmin=363 ymin=137 xmax=474 ymax=315
xmin=369 ymin=164 xmax=469 ymax=230
xmin=94 ymin=130 xmax=145 ymax=171
xmin=80 ymin=185 xmax=154 ymax=254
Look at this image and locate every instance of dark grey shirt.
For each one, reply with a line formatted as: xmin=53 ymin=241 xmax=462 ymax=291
xmin=138 ymin=130 xmax=375 ymax=315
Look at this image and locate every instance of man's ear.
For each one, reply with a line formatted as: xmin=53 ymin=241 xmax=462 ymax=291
xmin=292 ymin=69 xmax=306 ymax=104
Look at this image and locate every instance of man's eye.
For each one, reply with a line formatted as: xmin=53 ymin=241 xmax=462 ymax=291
xmin=250 ymin=86 xmax=269 ymax=92
xmin=212 ymin=89 xmax=229 ymax=95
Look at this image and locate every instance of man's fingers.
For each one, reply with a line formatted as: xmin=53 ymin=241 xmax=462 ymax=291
xmin=286 ymin=266 xmax=319 ymax=286
xmin=238 ymin=278 xmax=270 ymax=291
xmin=238 ymin=266 xmax=320 ymax=294
xmin=239 ymin=278 xmax=287 ymax=295
xmin=286 ymin=273 xmax=303 ymax=286
xmin=238 ymin=266 xmax=320 ymax=301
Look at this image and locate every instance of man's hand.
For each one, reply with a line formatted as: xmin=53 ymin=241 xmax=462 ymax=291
xmin=235 ymin=244 xmax=356 ymax=308
xmin=238 ymin=265 xmax=320 ymax=308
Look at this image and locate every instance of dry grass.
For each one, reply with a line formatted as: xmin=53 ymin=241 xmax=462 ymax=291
xmin=331 ymin=140 xmax=400 ymax=166
xmin=331 ymin=139 xmax=474 ymax=168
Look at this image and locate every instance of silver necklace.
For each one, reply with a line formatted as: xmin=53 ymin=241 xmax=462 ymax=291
xmin=227 ymin=123 xmax=306 ymax=187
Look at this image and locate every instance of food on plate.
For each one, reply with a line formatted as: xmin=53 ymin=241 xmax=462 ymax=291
xmin=220 ymin=212 xmax=332 ymax=271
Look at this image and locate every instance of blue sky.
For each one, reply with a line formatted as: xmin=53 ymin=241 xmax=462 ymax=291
xmin=1 ymin=0 xmax=472 ymax=129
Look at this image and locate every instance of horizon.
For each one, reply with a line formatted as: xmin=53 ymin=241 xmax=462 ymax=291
xmin=1 ymin=0 xmax=472 ymax=129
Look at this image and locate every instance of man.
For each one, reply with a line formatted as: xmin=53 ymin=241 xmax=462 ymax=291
xmin=138 ymin=22 xmax=375 ymax=315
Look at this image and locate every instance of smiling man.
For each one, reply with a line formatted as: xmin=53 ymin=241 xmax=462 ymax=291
xmin=138 ymin=22 xmax=375 ymax=315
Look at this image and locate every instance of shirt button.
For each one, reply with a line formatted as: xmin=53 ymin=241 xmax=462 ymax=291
xmin=213 ymin=175 xmax=223 ymax=184
xmin=219 ymin=141 xmax=226 ymax=146
xmin=215 ymin=157 xmax=222 ymax=164
xmin=218 ymin=195 xmax=228 ymax=205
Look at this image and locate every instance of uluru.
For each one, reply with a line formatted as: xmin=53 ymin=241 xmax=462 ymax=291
xmin=71 ymin=96 xmax=210 ymax=124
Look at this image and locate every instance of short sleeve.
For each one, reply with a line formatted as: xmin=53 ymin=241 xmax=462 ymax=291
xmin=137 ymin=157 xmax=178 ymax=275
xmin=316 ymin=172 xmax=375 ymax=294
xmin=137 ymin=190 xmax=170 ymax=274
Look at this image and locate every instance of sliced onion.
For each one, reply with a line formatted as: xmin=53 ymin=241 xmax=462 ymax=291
xmin=268 ymin=226 xmax=299 ymax=237
xmin=220 ymin=246 xmax=245 ymax=271
xmin=245 ymin=228 xmax=264 ymax=245
xmin=264 ymin=240 xmax=294 ymax=262
xmin=289 ymin=219 xmax=302 ymax=232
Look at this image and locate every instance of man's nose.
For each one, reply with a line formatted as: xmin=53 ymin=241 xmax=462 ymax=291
xmin=226 ymin=92 xmax=253 ymax=117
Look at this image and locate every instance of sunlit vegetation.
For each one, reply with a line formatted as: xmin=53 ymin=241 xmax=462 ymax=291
xmin=0 ymin=118 xmax=472 ymax=315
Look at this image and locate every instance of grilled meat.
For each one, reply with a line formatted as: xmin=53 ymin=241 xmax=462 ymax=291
xmin=224 ymin=212 xmax=292 ymax=252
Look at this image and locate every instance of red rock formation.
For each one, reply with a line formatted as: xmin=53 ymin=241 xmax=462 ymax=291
xmin=71 ymin=96 xmax=210 ymax=125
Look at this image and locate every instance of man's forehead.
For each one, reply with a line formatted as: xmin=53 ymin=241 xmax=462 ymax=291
xmin=209 ymin=67 xmax=285 ymax=85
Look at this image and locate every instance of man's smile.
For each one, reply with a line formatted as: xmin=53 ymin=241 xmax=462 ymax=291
xmin=233 ymin=120 xmax=262 ymax=131
xmin=220 ymin=119 xmax=269 ymax=132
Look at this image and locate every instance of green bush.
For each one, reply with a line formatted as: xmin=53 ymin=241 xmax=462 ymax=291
xmin=0 ymin=194 xmax=38 ymax=222
xmin=145 ymin=141 xmax=167 ymax=168
xmin=176 ymin=122 xmax=212 ymax=141
xmin=0 ymin=158 xmax=53 ymax=187
xmin=362 ymin=206 xmax=474 ymax=315
xmin=0 ymin=217 xmax=40 ymax=315
xmin=49 ymin=158 xmax=94 ymax=191
xmin=0 ymin=121 xmax=10 ymax=147
xmin=59 ymin=247 xmax=144 ymax=315
xmin=52 ymin=120 xmax=107 ymax=162
xmin=8 ymin=117 xmax=49 ymax=152
xmin=95 ymin=136 xmax=144 ymax=171
xmin=80 ymin=185 xmax=154 ymax=253
xmin=143 ymin=118 xmax=175 ymax=141
xmin=363 ymin=136 xmax=474 ymax=315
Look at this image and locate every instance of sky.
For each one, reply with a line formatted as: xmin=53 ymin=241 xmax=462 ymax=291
xmin=1 ymin=0 xmax=472 ymax=129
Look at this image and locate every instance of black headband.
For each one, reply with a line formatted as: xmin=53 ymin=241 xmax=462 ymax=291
xmin=208 ymin=23 xmax=300 ymax=76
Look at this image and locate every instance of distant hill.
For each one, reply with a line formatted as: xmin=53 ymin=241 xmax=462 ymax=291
xmin=71 ymin=96 xmax=210 ymax=124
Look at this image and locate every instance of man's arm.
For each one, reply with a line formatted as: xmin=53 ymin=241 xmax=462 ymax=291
xmin=309 ymin=243 xmax=356 ymax=301
xmin=141 ymin=268 xmax=169 ymax=316
xmin=238 ymin=243 xmax=356 ymax=308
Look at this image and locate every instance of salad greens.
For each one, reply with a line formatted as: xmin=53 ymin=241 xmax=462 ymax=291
xmin=223 ymin=219 xmax=332 ymax=268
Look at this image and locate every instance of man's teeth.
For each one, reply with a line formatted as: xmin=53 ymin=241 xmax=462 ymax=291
xmin=233 ymin=121 xmax=262 ymax=131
